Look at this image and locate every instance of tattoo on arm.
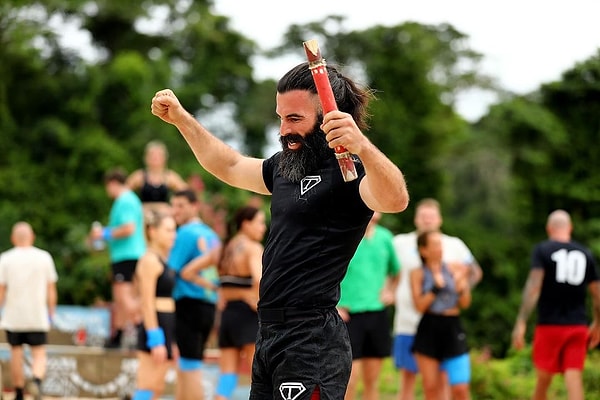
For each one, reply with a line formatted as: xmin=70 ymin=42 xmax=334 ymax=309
xmin=516 ymin=269 xmax=544 ymax=322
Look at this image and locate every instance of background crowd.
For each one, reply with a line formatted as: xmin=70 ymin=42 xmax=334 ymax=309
xmin=1 ymin=135 xmax=598 ymax=400
xmin=2 ymin=3 xmax=600 ymax=398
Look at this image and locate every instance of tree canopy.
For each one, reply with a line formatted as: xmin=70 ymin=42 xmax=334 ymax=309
xmin=2 ymin=0 xmax=600 ymax=356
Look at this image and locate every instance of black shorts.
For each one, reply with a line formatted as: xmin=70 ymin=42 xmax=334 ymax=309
xmin=111 ymin=259 xmax=137 ymax=283
xmin=345 ymin=309 xmax=392 ymax=359
xmin=175 ymin=298 xmax=216 ymax=360
xmin=6 ymin=331 xmax=47 ymax=347
xmin=250 ymin=307 xmax=351 ymax=400
xmin=218 ymin=300 xmax=258 ymax=348
xmin=412 ymin=313 xmax=468 ymax=361
xmin=137 ymin=311 xmax=176 ymax=359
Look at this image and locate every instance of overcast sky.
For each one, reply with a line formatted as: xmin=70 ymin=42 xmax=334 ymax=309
xmin=213 ymin=0 xmax=600 ymax=120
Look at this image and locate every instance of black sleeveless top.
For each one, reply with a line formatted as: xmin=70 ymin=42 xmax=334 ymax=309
xmin=220 ymin=275 xmax=254 ymax=288
xmin=139 ymin=171 xmax=169 ymax=203
xmin=260 ymin=152 xmax=372 ymax=309
xmin=156 ymin=257 xmax=176 ymax=298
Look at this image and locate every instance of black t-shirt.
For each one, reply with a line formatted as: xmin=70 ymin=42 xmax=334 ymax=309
xmin=260 ymin=152 xmax=373 ymax=309
xmin=532 ymin=239 xmax=599 ymax=325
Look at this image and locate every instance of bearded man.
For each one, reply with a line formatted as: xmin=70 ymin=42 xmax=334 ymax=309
xmin=151 ymin=61 xmax=409 ymax=400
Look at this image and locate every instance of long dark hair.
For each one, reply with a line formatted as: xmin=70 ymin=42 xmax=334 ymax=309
xmin=276 ymin=62 xmax=374 ymax=130
xmin=417 ymin=229 xmax=438 ymax=265
xmin=217 ymin=206 xmax=262 ymax=275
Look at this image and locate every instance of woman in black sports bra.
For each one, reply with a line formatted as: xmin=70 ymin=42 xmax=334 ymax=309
xmin=132 ymin=211 xmax=177 ymax=400
xmin=126 ymin=140 xmax=188 ymax=214
xmin=214 ymin=206 xmax=266 ymax=400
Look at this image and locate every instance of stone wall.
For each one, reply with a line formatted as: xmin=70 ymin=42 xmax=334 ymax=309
xmin=0 ymin=306 xmax=251 ymax=399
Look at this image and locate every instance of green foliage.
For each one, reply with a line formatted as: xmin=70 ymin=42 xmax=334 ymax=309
xmin=470 ymin=348 xmax=600 ymax=400
xmin=0 ymin=0 xmax=267 ymax=305
xmin=2 ymin=1 xmax=600 ymax=368
xmin=374 ymin=349 xmax=600 ymax=399
xmin=276 ymin=18 xmax=493 ymax=234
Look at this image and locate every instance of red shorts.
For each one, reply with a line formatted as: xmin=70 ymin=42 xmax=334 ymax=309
xmin=532 ymin=325 xmax=589 ymax=373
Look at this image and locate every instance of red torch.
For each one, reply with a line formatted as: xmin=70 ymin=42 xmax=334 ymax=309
xmin=303 ymin=39 xmax=358 ymax=182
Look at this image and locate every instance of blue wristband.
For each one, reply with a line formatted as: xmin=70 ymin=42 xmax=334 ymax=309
xmin=102 ymin=227 xmax=113 ymax=241
xmin=146 ymin=327 xmax=165 ymax=348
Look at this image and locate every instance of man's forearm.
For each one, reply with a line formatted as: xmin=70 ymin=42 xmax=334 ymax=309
xmin=175 ymin=112 xmax=268 ymax=194
xmin=180 ymin=253 xmax=216 ymax=281
xmin=176 ymin=112 xmax=244 ymax=185
xmin=516 ymin=295 xmax=537 ymax=322
xmin=469 ymin=263 xmax=483 ymax=288
xmin=516 ymin=272 xmax=542 ymax=322
xmin=48 ymin=283 xmax=57 ymax=317
xmin=359 ymin=142 xmax=409 ymax=213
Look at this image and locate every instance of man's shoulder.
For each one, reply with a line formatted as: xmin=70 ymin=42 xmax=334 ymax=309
xmin=0 ymin=246 xmax=52 ymax=264
xmin=0 ymin=247 xmax=16 ymax=256
xmin=393 ymin=231 xmax=417 ymax=243
xmin=536 ymin=239 xmax=592 ymax=254
xmin=441 ymin=233 xmax=467 ymax=245
xmin=0 ymin=248 xmax=14 ymax=264
xmin=180 ymin=221 xmax=217 ymax=237
xmin=115 ymin=190 xmax=142 ymax=206
xmin=124 ymin=189 xmax=142 ymax=204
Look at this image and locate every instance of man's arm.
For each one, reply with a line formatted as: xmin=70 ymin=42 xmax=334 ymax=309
xmin=511 ymin=268 xmax=544 ymax=349
xmin=358 ymin=144 xmax=409 ymax=213
xmin=468 ymin=259 xmax=483 ymax=288
xmin=381 ymin=274 xmax=400 ymax=306
xmin=109 ymin=222 xmax=136 ymax=239
xmin=450 ymin=236 xmax=482 ymax=288
xmin=0 ymin=284 xmax=5 ymax=308
xmin=151 ymin=89 xmax=269 ymax=195
xmin=179 ymin=247 xmax=221 ymax=286
xmin=320 ymin=110 xmax=409 ymax=213
xmin=588 ymin=280 xmax=600 ymax=348
xmin=47 ymin=281 xmax=57 ymax=321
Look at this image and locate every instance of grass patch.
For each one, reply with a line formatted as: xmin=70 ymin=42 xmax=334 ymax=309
xmin=359 ymin=348 xmax=600 ymax=399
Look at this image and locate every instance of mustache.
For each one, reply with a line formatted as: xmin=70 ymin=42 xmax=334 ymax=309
xmin=279 ymin=133 xmax=307 ymax=148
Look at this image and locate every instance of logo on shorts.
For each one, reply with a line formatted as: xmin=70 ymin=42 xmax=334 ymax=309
xmin=279 ymin=382 xmax=306 ymax=400
xmin=300 ymin=175 xmax=321 ymax=195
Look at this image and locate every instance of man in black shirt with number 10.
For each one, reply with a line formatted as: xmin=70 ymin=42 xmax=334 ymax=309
xmin=512 ymin=209 xmax=600 ymax=400
xmin=150 ymin=61 xmax=409 ymax=400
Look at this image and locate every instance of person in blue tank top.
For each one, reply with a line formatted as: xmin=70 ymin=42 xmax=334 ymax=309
xmin=90 ymin=168 xmax=146 ymax=349
xmin=151 ymin=61 xmax=409 ymax=400
xmin=410 ymin=230 xmax=472 ymax=400
xmin=168 ymin=189 xmax=221 ymax=400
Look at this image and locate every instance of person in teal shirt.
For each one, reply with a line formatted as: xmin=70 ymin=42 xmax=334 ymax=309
xmin=338 ymin=211 xmax=401 ymax=400
xmin=168 ymin=189 xmax=221 ymax=400
xmin=90 ymin=168 xmax=146 ymax=348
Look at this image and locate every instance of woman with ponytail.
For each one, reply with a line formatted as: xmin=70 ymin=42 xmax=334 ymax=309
xmin=132 ymin=211 xmax=177 ymax=400
xmin=214 ymin=206 xmax=266 ymax=399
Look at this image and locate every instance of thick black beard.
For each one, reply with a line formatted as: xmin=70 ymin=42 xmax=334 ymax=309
xmin=278 ymin=125 xmax=333 ymax=183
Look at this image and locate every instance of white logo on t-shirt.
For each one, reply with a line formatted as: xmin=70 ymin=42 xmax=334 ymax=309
xmin=279 ymin=382 xmax=306 ymax=400
xmin=300 ymin=175 xmax=321 ymax=195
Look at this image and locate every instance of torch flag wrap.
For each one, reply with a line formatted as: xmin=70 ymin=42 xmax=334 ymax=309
xmin=303 ymin=39 xmax=358 ymax=182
